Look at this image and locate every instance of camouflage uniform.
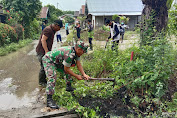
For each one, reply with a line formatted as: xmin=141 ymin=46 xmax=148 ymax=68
xmin=42 ymin=46 xmax=80 ymax=95
xmin=88 ymin=23 xmax=94 ymax=50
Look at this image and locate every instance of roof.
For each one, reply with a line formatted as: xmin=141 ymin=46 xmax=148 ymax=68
xmin=86 ymin=0 xmax=144 ymax=16
xmin=39 ymin=7 xmax=49 ymax=19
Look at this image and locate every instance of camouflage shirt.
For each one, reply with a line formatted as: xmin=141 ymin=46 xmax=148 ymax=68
xmin=45 ymin=46 xmax=80 ymax=70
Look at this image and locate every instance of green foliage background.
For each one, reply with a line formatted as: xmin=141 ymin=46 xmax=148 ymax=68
xmin=2 ymin=0 xmax=42 ymax=38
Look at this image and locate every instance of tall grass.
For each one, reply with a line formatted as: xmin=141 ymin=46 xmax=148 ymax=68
xmin=0 ymin=39 xmax=32 ymax=56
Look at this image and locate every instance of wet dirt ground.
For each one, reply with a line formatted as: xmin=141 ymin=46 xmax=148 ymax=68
xmin=0 ymin=29 xmax=67 ymax=118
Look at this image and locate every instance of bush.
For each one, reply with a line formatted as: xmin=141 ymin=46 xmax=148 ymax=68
xmin=12 ymin=24 xmax=24 ymax=40
xmin=168 ymin=4 xmax=177 ymax=37
xmin=24 ymin=18 xmax=41 ymax=40
xmin=0 ymin=23 xmax=18 ymax=46
xmin=0 ymin=39 xmax=32 ymax=56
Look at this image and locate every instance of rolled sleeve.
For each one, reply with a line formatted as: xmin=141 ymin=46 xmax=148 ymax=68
xmin=63 ymin=61 xmax=71 ymax=67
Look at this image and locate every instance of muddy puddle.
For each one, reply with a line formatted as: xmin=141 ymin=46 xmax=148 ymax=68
xmin=0 ymin=42 xmax=41 ymax=110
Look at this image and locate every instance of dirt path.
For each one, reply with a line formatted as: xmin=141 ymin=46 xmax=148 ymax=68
xmin=0 ymin=29 xmax=70 ymax=118
xmin=92 ymin=39 xmax=139 ymax=50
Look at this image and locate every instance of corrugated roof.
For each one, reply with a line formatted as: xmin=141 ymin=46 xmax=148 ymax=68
xmin=87 ymin=0 xmax=144 ymax=16
xmin=39 ymin=7 xmax=49 ymax=19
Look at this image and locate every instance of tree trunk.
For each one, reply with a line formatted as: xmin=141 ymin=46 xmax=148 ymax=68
xmin=140 ymin=0 xmax=168 ymax=45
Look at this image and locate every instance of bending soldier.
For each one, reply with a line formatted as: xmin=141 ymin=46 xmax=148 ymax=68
xmin=42 ymin=41 xmax=89 ymax=109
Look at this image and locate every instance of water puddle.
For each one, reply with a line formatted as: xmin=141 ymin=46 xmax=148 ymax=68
xmin=0 ymin=42 xmax=41 ymax=110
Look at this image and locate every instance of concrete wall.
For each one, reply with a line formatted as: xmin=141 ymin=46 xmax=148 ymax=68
xmin=95 ymin=16 xmax=112 ymax=28
xmin=127 ymin=15 xmax=141 ymax=29
xmin=93 ymin=15 xmax=141 ymax=30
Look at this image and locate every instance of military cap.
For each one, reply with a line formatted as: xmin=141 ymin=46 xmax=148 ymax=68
xmin=77 ymin=41 xmax=88 ymax=53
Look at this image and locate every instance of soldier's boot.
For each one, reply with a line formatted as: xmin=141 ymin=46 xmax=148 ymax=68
xmin=47 ymin=95 xmax=59 ymax=109
xmin=66 ymin=82 xmax=75 ymax=92
xmin=39 ymin=70 xmax=47 ymax=86
xmin=90 ymin=44 xmax=93 ymax=50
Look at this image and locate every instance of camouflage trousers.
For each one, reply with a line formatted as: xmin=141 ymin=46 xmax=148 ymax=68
xmin=42 ymin=55 xmax=72 ymax=95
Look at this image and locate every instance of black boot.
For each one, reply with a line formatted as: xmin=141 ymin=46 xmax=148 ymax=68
xmin=66 ymin=82 xmax=75 ymax=92
xmin=39 ymin=70 xmax=47 ymax=86
xmin=47 ymin=95 xmax=59 ymax=109
xmin=90 ymin=44 xmax=93 ymax=50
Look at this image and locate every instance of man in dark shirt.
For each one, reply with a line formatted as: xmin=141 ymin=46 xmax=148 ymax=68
xmin=75 ymin=22 xmax=81 ymax=41
xmin=36 ymin=20 xmax=63 ymax=86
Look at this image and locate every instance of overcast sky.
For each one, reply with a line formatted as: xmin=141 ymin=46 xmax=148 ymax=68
xmin=40 ymin=0 xmax=86 ymax=11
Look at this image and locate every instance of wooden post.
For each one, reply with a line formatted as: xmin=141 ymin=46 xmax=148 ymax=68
xmin=130 ymin=51 xmax=134 ymax=61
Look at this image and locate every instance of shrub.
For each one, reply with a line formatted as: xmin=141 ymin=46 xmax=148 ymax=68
xmin=12 ymin=24 xmax=24 ymax=40
xmin=0 ymin=23 xmax=18 ymax=46
xmin=0 ymin=39 xmax=32 ymax=56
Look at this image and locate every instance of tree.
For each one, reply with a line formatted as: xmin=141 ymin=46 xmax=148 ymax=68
xmin=119 ymin=16 xmax=129 ymax=25
xmin=112 ymin=14 xmax=119 ymax=21
xmin=45 ymin=4 xmax=63 ymax=24
xmin=140 ymin=0 xmax=174 ymax=45
xmin=64 ymin=16 xmax=74 ymax=24
xmin=63 ymin=11 xmax=74 ymax=15
xmin=2 ymin=0 xmax=42 ymax=38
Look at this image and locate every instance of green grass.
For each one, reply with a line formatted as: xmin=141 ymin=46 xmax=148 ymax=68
xmin=124 ymin=31 xmax=140 ymax=41
xmin=0 ymin=39 xmax=32 ymax=56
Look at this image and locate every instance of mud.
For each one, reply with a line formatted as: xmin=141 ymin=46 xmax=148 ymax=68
xmin=77 ymin=86 xmax=135 ymax=118
xmin=0 ymin=29 xmax=67 ymax=118
xmin=0 ymin=41 xmax=46 ymax=118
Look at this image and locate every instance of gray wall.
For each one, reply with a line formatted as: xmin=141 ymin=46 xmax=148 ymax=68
xmin=94 ymin=15 xmax=141 ymax=30
xmin=127 ymin=15 xmax=141 ymax=29
xmin=95 ymin=16 xmax=112 ymax=28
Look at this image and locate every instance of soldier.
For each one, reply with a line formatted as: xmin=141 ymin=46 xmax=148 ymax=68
xmin=42 ymin=41 xmax=89 ymax=109
xmin=87 ymin=19 xmax=94 ymax=50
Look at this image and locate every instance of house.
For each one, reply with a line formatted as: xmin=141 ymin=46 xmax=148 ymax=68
xmin=39 ymin=7 xmax=50 ymax=24
xmin=85 ymin=0 xmax=144 ymax=29
xmin=0 ymin=4 xmax=7 ymax=23
xmin=59 ymin=14 xmax=74 ymax=21
xmin=74 ymin=11 xmax=79 ymax=18
xmin=79 ymin=5 xmax=85 ymax=16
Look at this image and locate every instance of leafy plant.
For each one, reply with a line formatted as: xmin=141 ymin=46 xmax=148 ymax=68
xmin=112 ymin=14 xmax=119 ymax=21
xmin=0 ymin=23 xmax=18 ymax=46
xmin=168 ymin=4 xmax=177 ymax=37
xmin=3 ymin=0 xmax=42 ymax=38
xmin=119 ymin=16 xmax=130 ymax=24
xmin=64 ymin=16 xmax=75 ymax=24
xmin=0 ymin=38 xmax=32 ymax=56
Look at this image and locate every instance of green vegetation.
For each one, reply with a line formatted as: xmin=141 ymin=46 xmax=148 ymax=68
xmin=45 ymin=4 xmax=63 ymax=24
xmin=55 ymin=33 xmax=177 ymax=117
xmin=0 ymin=39 xmax=32 ymax=56
xmin=168 ymin=4 xmax=177 ymax=37
xmin=2 ymin=0 xmax=42 ymax=39
xmin=55 ymin=5 xmax=177 ymax=117
xmin=112 ymin=15 xmax=129 ymax=24
xmin=64 ymin=16 xmax=75 ymax=24
xmin=0 ymin=23 xmax=18 ymax=46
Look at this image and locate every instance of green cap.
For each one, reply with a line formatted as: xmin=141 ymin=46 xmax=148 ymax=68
xmin=77 ymin=41 xmax=88 ymax=53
